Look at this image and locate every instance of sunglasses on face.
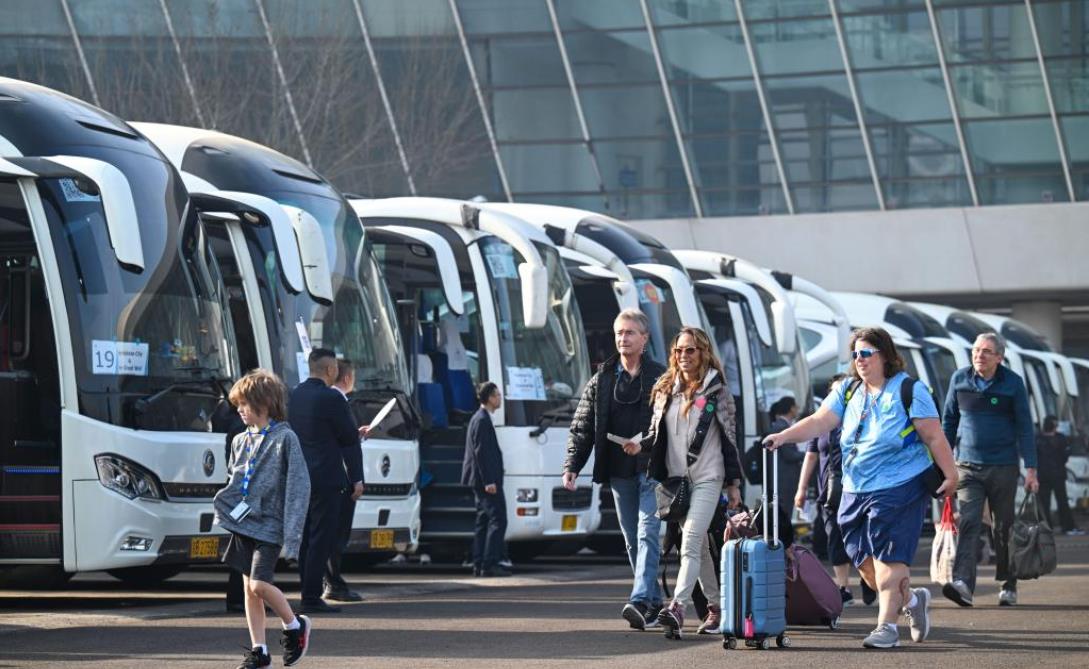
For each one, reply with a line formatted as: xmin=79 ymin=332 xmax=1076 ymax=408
xmin=851 ymin=348 xmax=878 ymax=360
xmin=673 ymin=346 xmax=699 ymax=357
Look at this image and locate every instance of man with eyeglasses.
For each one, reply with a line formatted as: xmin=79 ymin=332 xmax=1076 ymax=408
xmin=563 ymin=308 xmax=666 ymax=630
xmin=941 ymin=332 xmax=1037 ymax=608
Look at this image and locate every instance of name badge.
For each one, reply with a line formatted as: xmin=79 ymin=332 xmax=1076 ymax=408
xmin=229 ymin=500 xmax=251 ymax=521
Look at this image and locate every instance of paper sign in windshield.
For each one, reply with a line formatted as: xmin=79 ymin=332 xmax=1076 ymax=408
xmin=636 ymin=279 xmax=665 ymax=306
xmin=92 ymin=340 xmax=149 ymax=376
xmin=506 ymin=366 xmax=546 ymax=401
xmin=59 ymin=178 xmax=100 ymax=203
xmin=295 ymin=352 xmax=309 ymax=384
xmin=484 ymin=247 xmax=518 ymax=279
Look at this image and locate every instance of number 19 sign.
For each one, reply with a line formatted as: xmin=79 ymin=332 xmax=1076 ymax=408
xmin=92 ymin=340 xmax=150 ymax=376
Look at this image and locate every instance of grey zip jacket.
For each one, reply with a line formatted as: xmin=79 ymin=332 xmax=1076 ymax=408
xmin=212 ymin=421 xmax=311 ymax=559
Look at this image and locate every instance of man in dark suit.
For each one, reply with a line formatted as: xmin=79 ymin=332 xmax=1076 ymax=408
xmin=290 ymin=348 xmax=365 ymax=613
xmin=461 ymin=382 xmax=509 ymax=577
xmin=324 ymin=359 xmax=365 ymax=602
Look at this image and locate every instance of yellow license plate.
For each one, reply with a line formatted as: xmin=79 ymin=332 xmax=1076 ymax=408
xmin=189 ymin=536 xmax=220 ymax=559
xmin=561 ymin=514 xmax=578 ymax=532
xmin=370 ymin=529 xmax=394 ymax=550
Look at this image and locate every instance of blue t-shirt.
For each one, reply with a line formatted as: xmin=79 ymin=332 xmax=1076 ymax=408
xmin=820 ymin=371 xmax=938 ymax=493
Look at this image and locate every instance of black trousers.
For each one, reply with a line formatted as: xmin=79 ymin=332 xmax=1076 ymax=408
xmin=1038 ymin=470 xmax=1076 ymax=532
xmin=472 ymin=487 xmax=507 ymax=569
xmin=324 ymin=489 xmax=357 ymax=592
xmin=298 ymin=486 xmax=344 ymax=602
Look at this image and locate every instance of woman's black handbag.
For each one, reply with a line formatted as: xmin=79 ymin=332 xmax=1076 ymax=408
xmin=656 ymin=476 xmax=691 ymax=521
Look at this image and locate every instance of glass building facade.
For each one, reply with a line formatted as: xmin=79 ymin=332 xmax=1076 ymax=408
xmin=1 ymin=0 xmax=1085 ymax=219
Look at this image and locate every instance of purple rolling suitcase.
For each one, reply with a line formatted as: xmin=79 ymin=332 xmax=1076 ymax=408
xmin=720 ymin=447 xmax=789 ymax=651
xmin=785 ymin=545 xmax=843 ymax=629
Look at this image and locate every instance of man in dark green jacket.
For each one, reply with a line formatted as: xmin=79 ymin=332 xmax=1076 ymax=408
xmin=941 ymin=332 xmax=1037 ymax=608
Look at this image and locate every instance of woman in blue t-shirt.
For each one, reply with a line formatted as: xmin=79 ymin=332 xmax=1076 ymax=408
xmin=764 ymin=327 xmax=957 ymax=650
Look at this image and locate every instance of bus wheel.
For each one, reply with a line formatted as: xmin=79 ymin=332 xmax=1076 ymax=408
xmin=107 ymin=565 xmax=186 ymax=586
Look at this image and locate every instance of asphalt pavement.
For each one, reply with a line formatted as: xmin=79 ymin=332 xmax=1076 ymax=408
xmin=0 ymin=535 xmax=1087 ymax=668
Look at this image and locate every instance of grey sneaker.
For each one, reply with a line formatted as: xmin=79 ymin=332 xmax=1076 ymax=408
xmin=862 ymin=623 xmax=901 ymax=649
xmin=621 ymin=602 xmax=647 ymax=630
xmin=942 ymin=579 xmax=973 ymax=607
xmin=903 ymin=588 xmax=931 ymax=642
xmin=999 ymin=589 xmax=1017 ymax=606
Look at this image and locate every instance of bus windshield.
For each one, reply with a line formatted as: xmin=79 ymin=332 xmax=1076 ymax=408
xmin=633 ymin=273 xmax=684 ymax=366
xmin=923 ymin=341 xmax=959 ymax=402
xmin=480 ymin=238 xmax=589 ymax=427
xmin=264 ymin=190 xmax=409 ymax=399
xmin=38 ymin=147 xmax=235 ymax=432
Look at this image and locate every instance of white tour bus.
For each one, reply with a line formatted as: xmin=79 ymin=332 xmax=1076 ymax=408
xmin=135 ymin=124 xmax=422 ymax=560
xmin=352 ymin=198 xmax=595 ymax=558
xmin=0 ymin=79 xmax=241 ymax=584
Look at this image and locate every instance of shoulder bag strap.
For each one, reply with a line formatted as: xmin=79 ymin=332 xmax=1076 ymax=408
xmin=686 ymin=381 xmax=722 ymax=468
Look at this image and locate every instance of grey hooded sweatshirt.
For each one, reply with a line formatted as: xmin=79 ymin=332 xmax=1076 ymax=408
xmin=212 ymin=421 xmax=311 ymax=559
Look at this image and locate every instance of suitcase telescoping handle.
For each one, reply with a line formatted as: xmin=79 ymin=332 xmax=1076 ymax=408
xmin=761 ymin=444 xmax=779 ymax=547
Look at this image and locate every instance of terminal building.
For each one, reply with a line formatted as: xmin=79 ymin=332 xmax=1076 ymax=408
xmin=1 ymin=0 xmax=1086 ymax=352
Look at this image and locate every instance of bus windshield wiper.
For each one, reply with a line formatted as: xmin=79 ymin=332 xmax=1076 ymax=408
xmin=133 ymin=377 xmax=229 ymax=414
xmin=529 ymin=401 xmax=577 ymax=438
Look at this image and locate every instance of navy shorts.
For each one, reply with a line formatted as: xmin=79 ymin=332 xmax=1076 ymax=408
xmin=822 ymin=507 xmax=850 ymax=566
xmin=837 ymin=471 xmax=929 ymax=568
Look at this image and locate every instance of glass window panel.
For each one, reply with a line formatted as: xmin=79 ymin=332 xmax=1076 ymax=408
xmin=961 ymin=117 xmax=1068 ymax=205
xmin=838 ymin=0 xmax=926 ymax=12
xmin=604 ymin=189 xmax=694 ymax=219
xmin=648 ymin=0 xmax=738 ymax=25
xmin=1032 ymin=0 xmax=1088 ymax=58
xmin=670 ymin=80 xmax=769 ymax=133
xmin=854 ymin=68 xmax=954 ymax=123
xmin=655 ymin=23 xmax=751 ymax=80
xmin=361 ymin=0 xmax=504 ymax=199
xmin=701 ymin=186 xmax=789 ymax=216
xmin=554 ymin=0 xmax=646 ymax=31
xmin=866 ymin=121 xmax=972 ymax=207
xmin=564 ymin=29 xmax=660 ymax=84
xmin=750 ymin=17 xmax=845 ymax=75
xmin=1060 ymin=115 xmax=1089 ymax=200
xmin=0 ymin=1 xmax=95 ymax=101
xmin=592 ymin=138 xmax=695 ymax=217
xmin=490 ymin=88 xmax=584 ymax=141
xmin=498 ymin=143 xmax=600 ymax=193
xmin=947 ymin=61 xmax=1051 ymax=118
xmin=164 ymin=0 xmax=305 ymax=161
xmin=791 ymin=180 xmax=876 ymax=212
xmin=468 ymin=34 xmax=569 ymax=87
xmin=514 ymin=192 xmax=610 ymax=212
xmin=882 ymin=177 xmax=973 ymax=208
xmin=763 ymin=75 xmax=858 ymax=130
xmin=936 ymin=3 xmax=1038 ymax=63
xmin=685 ymin=132 xmax=785 ymax=212
xmin=741 ymin=1 xmax=830 ymax=20
xmin=456 ymin=0 xmax=552 ymax=34
xmin=264 ymin=0 xmax=412 ymax=196
xmin=69 ymin=3 xmax=199 ymax=125
xmin=1044 ymin=57 xmax=1089 ymax=114
xmin=842 ymin=10 xmax=942 ymax=68
xmin=580 ymin=84 xmax=670 ymax=138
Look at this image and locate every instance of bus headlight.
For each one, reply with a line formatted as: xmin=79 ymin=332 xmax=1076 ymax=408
xmin=516 ymin=488 xmax=538 ymax=503
xmin=95 ymin=454 xmax=165 ymax=501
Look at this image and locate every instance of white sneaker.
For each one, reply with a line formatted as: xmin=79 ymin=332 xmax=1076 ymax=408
xmin=999 ymin=589 xmax=1017 ymax=606
xmin=903 ymin=588 xmax=931 ymax=642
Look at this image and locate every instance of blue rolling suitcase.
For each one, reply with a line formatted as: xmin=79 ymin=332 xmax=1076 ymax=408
xmin=721 ymin=447 xmax=789 ymax=651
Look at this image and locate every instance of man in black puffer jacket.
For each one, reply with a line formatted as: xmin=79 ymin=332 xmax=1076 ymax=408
xmin=562 ymin=309 xmax=666 ymax=631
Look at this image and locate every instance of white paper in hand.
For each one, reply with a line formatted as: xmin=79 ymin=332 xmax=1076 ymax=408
xmin=368 ymin=397 xmax=398 ymax=433
xmin=606 ymin=432 xmax=642 ymax=446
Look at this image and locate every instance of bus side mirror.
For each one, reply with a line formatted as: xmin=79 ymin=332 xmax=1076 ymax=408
xmin=519 ymin=262 xmax=548 ymax=329
xmin=283 ymin=205 xmax=335 ymax=304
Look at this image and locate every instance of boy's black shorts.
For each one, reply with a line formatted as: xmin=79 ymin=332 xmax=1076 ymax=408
xmin=224 ymin=532 xmax=281 ymax=583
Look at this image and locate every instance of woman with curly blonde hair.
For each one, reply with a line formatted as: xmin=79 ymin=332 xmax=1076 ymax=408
xmin=631 ymin=327 xmax=743 ymax=638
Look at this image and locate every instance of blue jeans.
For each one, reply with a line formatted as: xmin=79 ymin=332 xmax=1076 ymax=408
xmin=610 ymin=473 xmax=662 ymax=606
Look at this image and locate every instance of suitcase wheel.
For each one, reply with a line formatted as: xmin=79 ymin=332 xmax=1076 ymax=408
xmin=776 ymin=633 xmax=791 ymax=648
xmin=723 ymin=637 xmax=738 ymax=651
xmin=759 ymin=637 xmax=771 ymax=651
xmin=828 ymin=616 xmax=840 ymax=630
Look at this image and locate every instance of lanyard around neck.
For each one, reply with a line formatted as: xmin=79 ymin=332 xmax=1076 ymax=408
xmin=241 ymin=421 xmax=276 ymax=499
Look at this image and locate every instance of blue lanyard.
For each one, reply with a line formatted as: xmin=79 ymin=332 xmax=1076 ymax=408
xmin=241 ymin=421 xmax=275 ymax=499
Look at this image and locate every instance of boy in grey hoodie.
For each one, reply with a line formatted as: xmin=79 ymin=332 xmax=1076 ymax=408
xmin=213 ymin=370 xmax=312 ymax=669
